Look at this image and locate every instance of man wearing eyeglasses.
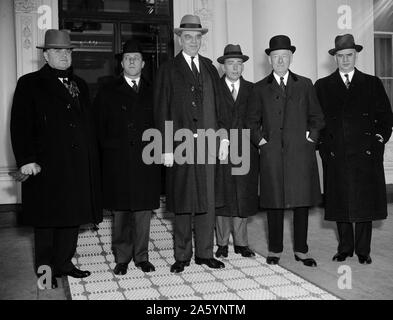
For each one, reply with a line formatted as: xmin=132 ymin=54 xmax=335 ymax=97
xmin=247 ymin=35 xmax=325 ymax=267
xmin=10 ymin=29 xmax=102 ymax=288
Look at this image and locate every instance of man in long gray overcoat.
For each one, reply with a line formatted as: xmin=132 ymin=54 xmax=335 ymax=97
xmin=247 ymin=35 xmax=325 ymax=267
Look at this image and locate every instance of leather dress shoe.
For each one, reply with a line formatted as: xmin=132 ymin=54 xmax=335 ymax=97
xmin=113 ymin=263 xmax=128 ymax=275
xmin=234 ymin=246 xmax=255 ymax=257
xmin=294 ymin=254 xmax=317 ymax=267
xmin=266 ymin=256 xmax=280 ymax=265
xmin=332 ymin=252 xmax=353 ymax=262
xmin=170 ymin=260 xmax=190 ymax=273
xmin=357 ymin=255 xmax=372 ymax=264
xmin=61 ymin=267 xmax=91 ymax=278
xmin=135 ymin=261 xmax=155 ymax=272
xmin=215 ymin=245 xmax=228 ymax=258
xmin=195 ymin=257 xmax=225 ymax=269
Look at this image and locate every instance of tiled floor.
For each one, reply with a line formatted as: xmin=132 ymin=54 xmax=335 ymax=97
xmin=1 ymin=205 xmax=393 ymax=300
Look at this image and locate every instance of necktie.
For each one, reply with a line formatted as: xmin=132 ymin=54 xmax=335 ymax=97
xmin=131 ymin=80 xmax=138 ymax=93
xmin=279 ymin=76 xmax=286 ymax=93
xmin=344 ymin=74 xmax=350 ymax=89
xmin=231 ymin=83 xmax=237 ymax=101
xmin=191 ymin=56 xmax=199 ymax=80
xmin=61 ymin=77 xmax=79 ymax=98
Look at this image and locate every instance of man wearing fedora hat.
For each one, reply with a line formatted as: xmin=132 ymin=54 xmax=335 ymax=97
xmin=215 ymin=44 xmax=258 ymax=259
xmin=94 ymin=40 xmax=160 ymax=274
xmin=247 ymin=35 xmax=324 ymax=267
xmin=10 ymin=29 xmax=102 ymax=287
xmin=315 ymin=34 xmax=393 ymax=265
xmin=154 ymin=14 xmax=228 ymax=273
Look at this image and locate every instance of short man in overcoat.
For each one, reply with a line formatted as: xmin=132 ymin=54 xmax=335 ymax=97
xmin=247 ymin=35 xmax=325 ymax=267
xmin=94 ymin=40 xmax=161 ymax=274
xmin=10 ymin=30 xmax=102 ymax=287
xmin=154 ymin=15 xmax=229 ymax=273
xmin=315 ymin=34 xmax=393 ymax=264
xmin=215 ymin=44 xmax=258 ymax=259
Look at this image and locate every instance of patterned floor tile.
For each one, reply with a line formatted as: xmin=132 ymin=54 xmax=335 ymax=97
xmin=67 ymin=212 xmax=339 ymax=300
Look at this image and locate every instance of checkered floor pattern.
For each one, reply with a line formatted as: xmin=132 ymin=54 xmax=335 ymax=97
xmin=68 ymin=206 xmax=338 ymax=300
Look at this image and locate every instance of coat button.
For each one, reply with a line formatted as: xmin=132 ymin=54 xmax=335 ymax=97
xmin=366 ymin=150 xmax=371 ymax=155
xmin=192 ymin=101 xmax=197 ymax=107
xmin=69 ymin=123 xmax=76 ymax=128
xmin=330 ymin=151 xmax=335 ymax=157
xmin=365 ymin=132 xmax=371 ymax=136
xmin=191 ymin=86 xmax=195 ymax=92
xmin=121 ymin=105 xmax=127 ymax=111
xmin=66 ymin=104 xmax=71 ymax=110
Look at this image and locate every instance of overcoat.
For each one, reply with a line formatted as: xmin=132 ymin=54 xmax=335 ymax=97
xmin=94 ymin=76 xmax=161 ymax=211
xmin=315 ymin=68 xmax=393 ymax=222
xmin=10 ymin=64 xmax=102 ymax=227
xmin=217 ymin=76 xmax=259 ymax=217
xmin=247 ymin=71 xmax=325 ymax=209
xmin=153 ymin=52 xmax=228 ymax=214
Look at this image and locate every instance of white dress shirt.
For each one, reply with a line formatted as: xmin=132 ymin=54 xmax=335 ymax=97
xmin=182 ymin=51 xmax=200 ymax=72
xmin=225 ymin=77 xmax=240 ymax=93
xmin=124 ymin=76 xmax=141 ymax=88
xmin=273 ymin=71 xmax=289 ymax=86
xmin=339 ymin=69 xmax=355 ymax=84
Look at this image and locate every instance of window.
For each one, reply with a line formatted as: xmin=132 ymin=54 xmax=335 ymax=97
xmin=374 ymin=0 xmax=393 ymax=105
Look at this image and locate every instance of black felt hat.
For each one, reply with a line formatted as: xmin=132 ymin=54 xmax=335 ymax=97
xmin=328 ymin=34 xmax=363 ymax=56
xmin=265 ymin=35 xmax=296 ymax=55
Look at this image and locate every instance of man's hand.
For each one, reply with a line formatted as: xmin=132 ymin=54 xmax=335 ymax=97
xmin=218 ymin=139 xmax=229 ymax=161
xmin=9 ymin=170 xmax=30 ymax=182
xmin=306 ymin=131 xmax=315 ymax=143
xmin=162 ymin=153 xmax=174 ymax=167
xmin=259 ymin=138 xmax=268 ymax=146
xmin=20 ymin=163 xmax=41 ymax=176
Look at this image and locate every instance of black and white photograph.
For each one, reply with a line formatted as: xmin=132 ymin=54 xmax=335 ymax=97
xmin=0 ymin=0 xmax=392 ymax=308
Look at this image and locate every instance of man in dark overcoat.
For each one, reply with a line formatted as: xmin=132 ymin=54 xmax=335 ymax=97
xmin=10 ymin=29 xmax=102 ymax=287
xmin=315 ymin=34 xmax=393 ymax=264
xmin=94 ymin=40 xmax=160 ymax=274
xmin=154 ymin=14 xmax=229 ymax=273
xmin=215 ymin=44 xmax=258 ymax=259
xmin=247 ymin=35 xmax=325 ymax=267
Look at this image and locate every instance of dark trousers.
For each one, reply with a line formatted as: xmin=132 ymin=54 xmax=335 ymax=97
xmin=267 ymin=207 xmax=309 ymax=254
xmin=112 ymin=210 xmax=152 ymax=264
xmin=336 ymin=221 xmax=372 ymax=256
xmin=34 ymin=226 xmax=79 ymax=275
xmin=174 ymin=209 xmax=215 ymax=261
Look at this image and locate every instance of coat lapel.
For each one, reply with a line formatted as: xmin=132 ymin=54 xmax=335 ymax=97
xmin=267 ymin=72 xmax=286 ymax=99
xmin=115 ymin=75 xmax=138 ymax=98
xmin=174 ymin=52 xmax=197 ymax=86
xmin=39 ymin=64 xmax=77 ymax=107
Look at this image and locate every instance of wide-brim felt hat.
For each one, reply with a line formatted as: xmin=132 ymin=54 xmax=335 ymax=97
xmin=115 ymin=39 xmax=144 ymax=59
xmin=328 ymin=34 xmax=363 ymax=56
xmin=174 ymin=14 xmax=208 ymax=36
xmin=265 ymin=35 xmax=296 ymax=55
xmin=36 ymin=29 xmax=75 ymax=49
xmin=217 ymin=44 xmax=249 ymax=64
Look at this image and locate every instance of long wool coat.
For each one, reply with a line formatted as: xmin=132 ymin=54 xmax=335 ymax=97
xmin=247 ymin=71 xmax=325 ymax=209
xmin=94 ymin=76 xmax=161 ymax=211
xmin=10 ymin=64 xmax=102 ymax=227
xmin=315 ymin=69 xmax=393 ymax=222
xmin=216 ymin=77 xmax=259 ymax=217
xmin=154 ymin=52 xmax=228 ymax=214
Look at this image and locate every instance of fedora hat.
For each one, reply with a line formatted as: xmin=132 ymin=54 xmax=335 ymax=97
xmin=174 ymin=14 xmax=208 ymax=36
xmin=36 ymin=29 xmax=74 ymax=49
xmin=265 ymin=35 xmax=296 ymax=55
xmin=217 ymin=44 xmax=249 ymax=64
xmin=115 ymin=39 xmax=144 ymax=59
xmin=328 ymin=34 xmax=363 ymax=56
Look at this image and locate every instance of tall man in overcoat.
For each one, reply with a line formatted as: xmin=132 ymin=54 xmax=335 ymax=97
xmin=315 ymin=34 xmax=393 ymax=264
xmin=94 ymin=40 xmax=161 ymax=274
xmin=154 ymin=15 xmax=229 ymax=273
xmin=247 ymin=35 xmax=325 ymax=267
xmin=10 ymin=30 xmax=102 ymax=287
xmin=215 ymin=44 xmax=258 ymax=259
